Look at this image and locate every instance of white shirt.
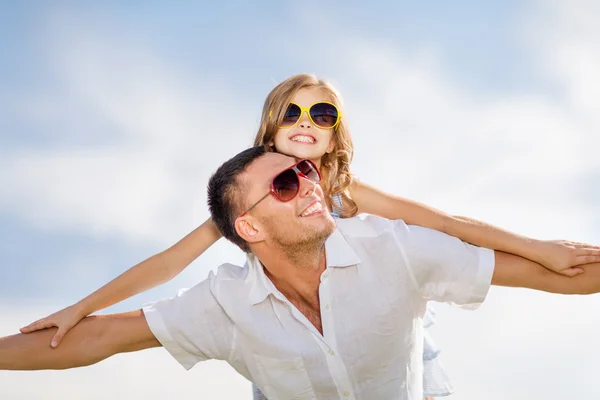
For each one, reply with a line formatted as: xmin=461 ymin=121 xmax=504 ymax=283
xmin=143 ymin=215 xmax=495 ymax=400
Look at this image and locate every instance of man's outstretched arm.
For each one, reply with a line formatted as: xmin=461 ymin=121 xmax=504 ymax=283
xmin=0 ymin=310 xmax=160 ymax=370
xmin=492 ymin=251 xmax=600 ymax=294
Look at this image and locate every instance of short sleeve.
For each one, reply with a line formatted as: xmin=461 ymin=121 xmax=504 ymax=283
xmin=143 ymin=271 xmax=234 ymax=370
xmin=393 ymin=222 xmax=495 ymax=308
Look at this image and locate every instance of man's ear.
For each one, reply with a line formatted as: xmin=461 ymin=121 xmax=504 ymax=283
xmin=235 ymin=216 xmax=265 ymax=245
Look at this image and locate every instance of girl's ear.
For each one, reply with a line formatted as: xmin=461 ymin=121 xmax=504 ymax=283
xmin=326 ymin=138 xmax=335 ymax=153
xmin=235 ymin=216 xmax=265 ymax=245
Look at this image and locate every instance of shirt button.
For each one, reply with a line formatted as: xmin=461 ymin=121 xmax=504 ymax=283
xmin=344 ymin=391 xmax=350 ymax=397
xmin=325 ymin=304 xmax=330 ymax=310
xmin=328 ymin=349 xmax=335 ymax=356
xmin=321 ymin=271 xmax=329 ymax=280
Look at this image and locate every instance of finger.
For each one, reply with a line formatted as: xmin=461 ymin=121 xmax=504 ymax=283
xmin=51 ymin=329 xmax=67 ymax=348
xmin=575 ymin=254 xmax=600 ymax=265
xmin=20 ymin=320 xmax=54 ymax=333
xmin=558 ymin=267 xmax=585 ymax=277
xmin=20 ymin=319 xmax=45 ymax=332
xmin=575 ymin=248 xmax=600 ymax=255
xmin=20 ymin=325 xmax=36 ymax=333
xmin=573 ymin=243 xmax=600 ymax=250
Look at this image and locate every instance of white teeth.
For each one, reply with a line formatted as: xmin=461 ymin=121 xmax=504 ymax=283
xmin=291 ymin=135 xmax=315 ymax=144
xmin=300 ymin=202 xmax=323 ymax=217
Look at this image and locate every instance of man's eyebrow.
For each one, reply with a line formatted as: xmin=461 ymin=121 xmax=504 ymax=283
xmin=263 ymin=159 xmax=295 ymax=184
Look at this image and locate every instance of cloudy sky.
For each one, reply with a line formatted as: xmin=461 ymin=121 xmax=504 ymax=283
xmin=1 ymin=1 xmax=599 ymax=398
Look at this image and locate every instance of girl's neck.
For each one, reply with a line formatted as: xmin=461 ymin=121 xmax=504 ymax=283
xmin=311 ymin=157 xmax=322 ymax=170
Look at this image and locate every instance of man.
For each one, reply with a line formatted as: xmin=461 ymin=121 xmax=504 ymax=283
xmin=1 ymin=146 xmax=599 ymax=399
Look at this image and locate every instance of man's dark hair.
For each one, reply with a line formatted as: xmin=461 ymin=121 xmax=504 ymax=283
xmin=207 ymin=145 xmax=267 ymax=252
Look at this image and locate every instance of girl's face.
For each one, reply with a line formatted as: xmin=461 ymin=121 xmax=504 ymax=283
xmin=271 ymin=87 xmax=336 ymax=169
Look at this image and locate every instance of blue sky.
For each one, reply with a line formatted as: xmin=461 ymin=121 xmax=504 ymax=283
xmin=1 ymin=1 xmax=600 ymax=399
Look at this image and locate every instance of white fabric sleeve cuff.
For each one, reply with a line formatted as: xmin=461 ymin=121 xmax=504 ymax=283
xmin=460 ymin=247 xmax=495 ymax=310
xmin=143 ymin=303 xmax=208 ymax=370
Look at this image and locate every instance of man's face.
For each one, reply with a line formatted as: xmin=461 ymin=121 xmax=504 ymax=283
xmin=238 ymin=152 xmax=336 ymax=250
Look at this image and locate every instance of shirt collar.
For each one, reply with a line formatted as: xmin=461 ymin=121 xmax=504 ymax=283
xmin=324 ymin=226 xmax=362 ymax=268
xmin=247 ymin=227 xmax=361 ymax=306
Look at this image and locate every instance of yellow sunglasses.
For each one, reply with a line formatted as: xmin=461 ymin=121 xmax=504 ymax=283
xmin=270 ymin=102 xmax=342 ymax=129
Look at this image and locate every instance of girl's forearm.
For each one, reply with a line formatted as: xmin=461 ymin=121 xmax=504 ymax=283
xmin=350 ymin=181 xmax=546 ymax=265
xmin=446 ymin=215 xmax=542 ymax=263
xmin=75 ymin=253 xmax=172 ymax=316
xmin=76 ymin=218 xmax=222 ymax=316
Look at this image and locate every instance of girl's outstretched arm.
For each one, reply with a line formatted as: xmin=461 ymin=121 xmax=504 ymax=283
xmin=351 ymin=180 xmax=600 ymax=276
xmin=20 ymin=217 xmax=222 ymax=348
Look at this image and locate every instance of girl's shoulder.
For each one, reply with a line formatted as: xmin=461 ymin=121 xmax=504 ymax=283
xmin=330 ymin=192 xmax=344 ymax=218
xmin=331 ymin=192 xmax=344 ymax=207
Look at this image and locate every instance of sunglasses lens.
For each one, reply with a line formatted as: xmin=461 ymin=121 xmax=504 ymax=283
xmin=273 ymin=169 xmax=299 ymax=201
xmin=310 ymin=103 xmax=339 ymax=128
xmin=281 ymin=103 xmax=301 ymax=127
xmin=297 ymin=160 xmax=321 ymax=183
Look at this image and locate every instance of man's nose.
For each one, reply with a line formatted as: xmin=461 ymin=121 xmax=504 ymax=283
xmin=298 ymin=174 xmax=318 ymax=197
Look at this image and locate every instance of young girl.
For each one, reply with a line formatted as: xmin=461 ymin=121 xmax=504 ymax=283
xmin=22 ymin=73 xmax=600 ymax=399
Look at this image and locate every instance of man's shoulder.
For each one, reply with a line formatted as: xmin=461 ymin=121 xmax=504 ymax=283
xmin=209 ymin=261 xmax=250 ymax=284
xmin=335 ymin=214 xmax=409 ymax=239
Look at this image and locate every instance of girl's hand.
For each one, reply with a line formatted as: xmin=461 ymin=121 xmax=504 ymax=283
xmin=537 ymin=240 xmax=600 ymax=277
xmin=20 ymin=304 xmax=87 ymax=348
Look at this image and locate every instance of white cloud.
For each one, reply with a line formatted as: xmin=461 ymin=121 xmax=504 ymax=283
xmin=430 ymin=288 xmax=600 ymax=400
xmin=0 ymin=12 xmax=255 ymax=246
xmin=326 ymin=23 xmax=600 ymax=241
xmin=525 ymin=0 xmax=600 ymax=129
xmin=4 ymin=4 xmax=596 ymax=246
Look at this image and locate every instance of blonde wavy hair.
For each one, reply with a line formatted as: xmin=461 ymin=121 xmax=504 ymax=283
xmin=252 ymin=73 xmax=358 ymax=218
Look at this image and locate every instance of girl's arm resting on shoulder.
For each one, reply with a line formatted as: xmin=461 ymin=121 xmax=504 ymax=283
xmin=21 ymin=217 xmax=222 ymax=346
xmin=351 ymin=180 xmax=600 ymax=275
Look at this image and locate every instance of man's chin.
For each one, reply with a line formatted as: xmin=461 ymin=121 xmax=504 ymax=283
xmin=265 ymin=213 xmax=335 ymax=247
xmin=312 ymin=217 xmax=336 ymax=240
xmin=304 ymin=213 xmax=335 ymax=231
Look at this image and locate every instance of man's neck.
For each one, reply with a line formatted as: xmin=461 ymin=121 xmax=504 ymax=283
xmin=254 ymin=242 xmax=327 ymax=307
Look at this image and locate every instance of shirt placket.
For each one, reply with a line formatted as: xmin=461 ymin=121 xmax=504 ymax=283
xmin=317 ymin=268 xmax=356 ymax=400
xmin=271 ymin=269 xmax=356 ymax=399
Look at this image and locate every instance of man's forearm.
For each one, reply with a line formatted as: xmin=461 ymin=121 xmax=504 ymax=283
xmin=492 ymin=251 xmax=600 ymax=294
xmin=0 ymin=316 xmax=115 ymax=370
xmin=0 ymin=311 xmax=160 ymax=370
